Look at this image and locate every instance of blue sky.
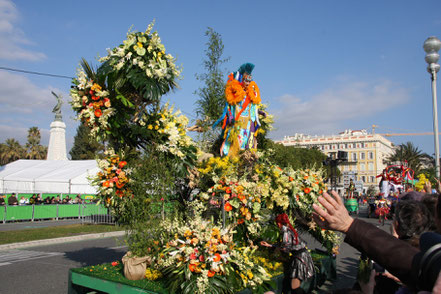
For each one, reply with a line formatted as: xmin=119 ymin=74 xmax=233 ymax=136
xmin=1 ymin=0 xmax=441 ymax=157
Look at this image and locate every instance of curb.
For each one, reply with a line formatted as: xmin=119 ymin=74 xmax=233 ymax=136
xmin=0 ymin=230 xmax=125 ymax=251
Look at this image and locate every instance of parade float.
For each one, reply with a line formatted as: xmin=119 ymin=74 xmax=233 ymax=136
xmin=68 ymin=22 xmax=339 ymax=294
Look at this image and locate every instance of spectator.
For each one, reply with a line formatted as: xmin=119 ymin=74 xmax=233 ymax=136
xmin=44 ymin=197 xmax=51 ymax=205
xmin=19 ymin=196 xmax=29 ymax=205
xmin=35 ymin=194 xmax=43 ymax=205
xmin=64 ymin=195 xmax=72 ymax=204
xmin=29 ymin=194 xmax=37 ymax=205
xmin=8 ymin=193 xmax=18 ymax=206
xmin=74 ymin=194 xmax=83 ymax=204
xmin=54 ymin=195 xmax=61 ymax=204
xmin=0 ymin=195 xmax=5 ymax=206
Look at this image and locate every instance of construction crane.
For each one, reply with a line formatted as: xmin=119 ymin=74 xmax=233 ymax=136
xmin=380 ymin=132 xmax=441 ymax=137
xmin=371 ymin=125 xmax=441 ymax=137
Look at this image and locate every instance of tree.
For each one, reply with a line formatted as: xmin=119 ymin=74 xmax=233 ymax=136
xmin=194 ymin=27 xmax=230 ymax=138
xmin=265 ymin=140 xmax=327 ymax=170
xmin=25 ymin=127 xmax=47 ymax=159
xmin=0 ymin=138 xmax=24 ymax=165
xmin=69 ymin=124 xmax=105 ymax=160
xmin=385 ymin=141 xmax=433 ymax=175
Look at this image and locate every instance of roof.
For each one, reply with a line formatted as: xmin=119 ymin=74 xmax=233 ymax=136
xmin=0 ymin=160 xmax=99 ymax=194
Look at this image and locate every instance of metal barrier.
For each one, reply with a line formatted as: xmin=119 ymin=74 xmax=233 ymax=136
xmin=0 ymin=204 xmax=109 ymax=223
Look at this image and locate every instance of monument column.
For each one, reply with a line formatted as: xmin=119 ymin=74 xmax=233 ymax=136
xmin=47 ymin=92 xmax=68 ymax=160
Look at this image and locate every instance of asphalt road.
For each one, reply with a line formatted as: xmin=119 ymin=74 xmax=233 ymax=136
xmin=0 ymin=235 xmax=127 ymax=294
xmin=0 ymin=205 xmax=392 ymax=294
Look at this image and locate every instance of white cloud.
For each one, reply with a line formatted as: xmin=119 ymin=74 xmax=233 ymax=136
xmin=0 ymin=71 xmax=76 ymax=151
xmin=269 ymin=78 xmax=410 ymax=139
xmin=0 ymin=0 xmax=46 ymax=61
xmin=0 ymin=71 xmax=54 ymax=113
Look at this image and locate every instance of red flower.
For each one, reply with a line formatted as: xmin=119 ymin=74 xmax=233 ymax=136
xmin=94 ymin=109 xmax=102 ymax=117
xmin=224 ymin=202 xmax=232 ymax=212
xmin=213 ymin=253 xmax=221 ymax=262
xmin=207 ymin=270 xmax=215 ymax=277
xmin=111 ymin=261 xmax=119 ymax=266
xmin=225 ymin=187 xmax=231 ymax=194
xmin=189 ymin=253 xmax=197 ymax=260
xmin=189 ymin=264 xmax=196 ymax=272
xmin=199 ymin=255 xmax=205 ymax=262
xmin=237 ymin=218 xmax=244 ymax=224
xmin=304 ymin=187 xmax=311 ymax=194
xmin=92 ymin=95 xmax=100 ymax=101
xmin=116 ymin=181 xmax=125 ymax=189
xmin=118 ymin=161 xmax=127 ymax=168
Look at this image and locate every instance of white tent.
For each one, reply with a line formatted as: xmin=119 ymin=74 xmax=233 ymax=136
xmin=0 ymin=160 xmax=99 ymax=194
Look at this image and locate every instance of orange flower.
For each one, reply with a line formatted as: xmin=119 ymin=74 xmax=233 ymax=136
xmin=94 ymin=109 xmax=102 ymax=117
xmin=92 ymin=95 xmax=100 ymax=101
xmin=189 ymin=264 xmax=196 ymax=272
xmin=103 ymin=181 xmax=110 ymax=187
xmin=224 ymin=202 xmax=232 ymax=212
xmin=237 ymin=218 xmax=244 ymax=224
xmin=289 ymin=177 xmax=293 ymax=182
xmin=246 ymin=81 xmax=261 ymax=104
xmin=225 ymin=79 xmax=245 ymax=105
xmin=207 ymin=270 xmax=215 ymax=277
xmin=238 ymin=194 xmax=246 ymax=202
xmin=304 ymin=176 xmax=309 ymax=180
xmin=225 ymin=187 xmax=231 ymax=194
xmin=116 ymin=181 xmax=125 ymax=189
xmin=213 ymin=253 xmax=221 ymax=262
xmin=304 ymin=187 xmax=311 ymax=194
xmin=118 ymin=161 xmax=127 ymax=168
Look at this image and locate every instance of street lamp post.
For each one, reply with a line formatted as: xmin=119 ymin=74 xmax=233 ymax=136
xmin=424 ymin=36 xmax=441 ymax=179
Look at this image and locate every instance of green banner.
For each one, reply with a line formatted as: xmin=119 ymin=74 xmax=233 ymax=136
xmin=58 ymin=204 xmax=81 ymax=218
xmin=5 ymin=205 xmax=33 ymax=221
xmin=33 ymin=205 xmax=58 ymax=219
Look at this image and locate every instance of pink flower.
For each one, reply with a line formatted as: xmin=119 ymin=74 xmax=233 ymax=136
xmin=199 ymin=255 xmax=205 ymax=262
xmin=189 ymin=253 xmax=197 ymax=260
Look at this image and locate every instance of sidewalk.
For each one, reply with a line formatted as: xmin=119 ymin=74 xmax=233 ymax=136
xmin=0 ymin=219 xmax=125 ymax=250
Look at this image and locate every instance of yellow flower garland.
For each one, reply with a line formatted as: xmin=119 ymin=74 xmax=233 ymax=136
xmin=225 ymin=79 xmax=246 ymax=105
xmin=246 ymin=81 xmax=261 ymax=104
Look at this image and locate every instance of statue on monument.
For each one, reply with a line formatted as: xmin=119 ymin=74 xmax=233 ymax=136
xmin=51 ymin=91 xmax=63 ymax=121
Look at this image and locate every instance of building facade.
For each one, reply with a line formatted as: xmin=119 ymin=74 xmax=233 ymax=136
xmin=276 ymin=129 xmax=394 ymax=194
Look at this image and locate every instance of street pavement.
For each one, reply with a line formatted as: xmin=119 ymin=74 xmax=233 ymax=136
xmin=0 ymin=205 xmax=392 ymax=293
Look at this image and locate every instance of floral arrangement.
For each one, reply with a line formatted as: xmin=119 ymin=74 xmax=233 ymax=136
xmin=99 ymin=21 xmax=181 ymax=84
xmin=196 ymin=151 xmax=341 ymax=253
xmin=246 ymin=81 xmax=261 ymax=104
xmin=157 ymin=209 xmax=274 ymax=294
xmin=70 ymin=70 xmax=114 ymax=138
xmin=94 ymin=150 xmax=132 ymax=207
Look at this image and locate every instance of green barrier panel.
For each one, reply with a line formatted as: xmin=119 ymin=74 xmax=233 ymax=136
xmin=17 ymin=193 xmax=34 ymax=199
xmin=5 ymin=205 xmax=33 ymax=221
xmin=33 ymin=205 xmax=58 ymax=219
xmin=58 ymin=204 xmax=81 ymax=218
xmin=82 ymin=204 xmax=103 ymax=216
xmin=0 ymin=206 xmax=5 ymax=222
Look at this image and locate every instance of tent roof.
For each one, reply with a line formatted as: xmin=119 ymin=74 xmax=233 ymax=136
xmin=0 ymin=160 xmax=98 ymax=194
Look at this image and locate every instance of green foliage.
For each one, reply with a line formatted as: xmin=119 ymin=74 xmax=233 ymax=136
xmin=194 ymin=27 xmax=230 ymax=130
xmin=264 ymin=140 xmax=327 ymax=170
xmin=70 ymin=124 xmax=105 ymax=160
xmin=385 ymin=141 xmax=433 ymax=175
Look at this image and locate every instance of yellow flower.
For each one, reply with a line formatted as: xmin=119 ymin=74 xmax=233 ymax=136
xmin=155 ymin=125 xmax=159 ymax=130
xmin=137 ymin=42 xmax=143 ymax=48
xmin=148 ymin=124 xmax=153 ymax=130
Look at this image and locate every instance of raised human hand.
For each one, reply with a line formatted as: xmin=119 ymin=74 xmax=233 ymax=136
xmin=312 ymin=190 xmax=354 ymax=233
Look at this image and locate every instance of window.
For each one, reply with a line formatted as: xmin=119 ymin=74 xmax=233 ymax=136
xmin=352 ymin=153 xmax=357 ymax=161
xmin=360 ymin=163 xmax=365 ymax=171
xmin=368 ymin=152 xmax=374 ymax=160
xmin=360 ymin=152 xmax=365 ymax=160
xmin=368 ymin=162 xmax=374 ymax=171
xmin=361 ymin=176 xmax=366 ymax=183
xmin=370 ymin=176 xmax=375 ymax=183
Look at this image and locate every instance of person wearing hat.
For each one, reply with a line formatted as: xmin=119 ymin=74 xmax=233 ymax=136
xmin=8 ymin=193 xmax=18 ymax=206
xmin=213 ymin=63 xmax=262 ymax=157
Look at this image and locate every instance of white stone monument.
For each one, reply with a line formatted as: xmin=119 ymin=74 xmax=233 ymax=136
xmin=47 ymin=92 xmax=67 ymax=160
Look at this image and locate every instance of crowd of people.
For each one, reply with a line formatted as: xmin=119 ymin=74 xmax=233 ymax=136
xmin=312 ymin=186 xmax=441 ymax=294
xmin=0 ymin=193 xmax=93 ymax=206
